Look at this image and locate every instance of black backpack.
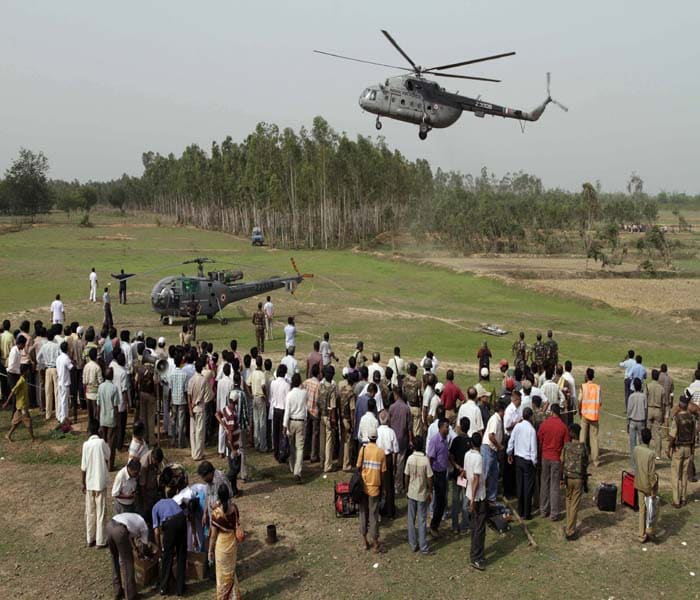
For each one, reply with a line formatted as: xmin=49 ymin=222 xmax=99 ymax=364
xmin=349 ymin=447 xmax=366 ymax=504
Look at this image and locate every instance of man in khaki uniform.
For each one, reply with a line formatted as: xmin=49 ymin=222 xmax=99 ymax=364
xmin=402 ymin=362 xmax=423 ymax=438
xmin=338 ymin=371 xmax=357 ymax=471
xmin=668 ymin=397 xmax=695 ymax=508
xmin=561 ymin=422 xmax=588 ymax=540
xmin=252 ymin=302 xmax=266 ymax=353
xmin=646 ymin=369 xmax=665 ymax=458
xmin=317 ymin=366 xmax=338 ymax=473
xmin=633 ymin=428 xmax=658 ymax=543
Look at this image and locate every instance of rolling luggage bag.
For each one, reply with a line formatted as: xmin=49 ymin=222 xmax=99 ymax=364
xmin=334 ymin=481 xmax=358 ymax=517
xmin=486 ymin=514 xmax=511 ymax=533
xmin=595 ymin=483 xmax=617 ymax=512
xmin=621 ymin=470 xmax=639 ymax=511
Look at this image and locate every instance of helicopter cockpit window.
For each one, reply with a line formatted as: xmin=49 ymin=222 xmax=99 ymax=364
xmin=369 ymin=90 xmax=377 ymax=101
xmin=406 ymin=80 xmax=413 ymax=91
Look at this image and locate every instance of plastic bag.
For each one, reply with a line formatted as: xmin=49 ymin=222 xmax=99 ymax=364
xmin=645 ymin=495 xmax=659 ymax=529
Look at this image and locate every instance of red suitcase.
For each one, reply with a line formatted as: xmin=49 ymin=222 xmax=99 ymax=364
xmin=334 ymin=481 xmax=358 ymax=518
xmin=621 ymin=470 xmax=639 ymax=511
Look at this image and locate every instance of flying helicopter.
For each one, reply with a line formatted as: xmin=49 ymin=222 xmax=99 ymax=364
xmin=139 ymin=257 xmax=311 ymax=325
xmin=314 ymin=30 xmax=567 ymax=140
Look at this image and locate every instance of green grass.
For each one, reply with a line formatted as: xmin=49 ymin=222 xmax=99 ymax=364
xmin=0 ymin=212 xmax=698 ymax=600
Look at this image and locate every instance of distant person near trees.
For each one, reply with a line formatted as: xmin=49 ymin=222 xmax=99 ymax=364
xmin=263 ymin=295 xmax=274 ymax=341
xmin=252 ymin=302 xmax=266 ymax=353
xmin=89 ymin=268 xmax=98 ymax=303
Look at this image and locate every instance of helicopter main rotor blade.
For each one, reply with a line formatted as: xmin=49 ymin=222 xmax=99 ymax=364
xmin=425 ymin=51 xmax=515 ymax=73
xmin=430 ymin=72 xmax=501 ymax=83
xmin=381 ymin=29 xmax=418 ymax=71
xmin=313 ymin=50 xmax=412 ymax=72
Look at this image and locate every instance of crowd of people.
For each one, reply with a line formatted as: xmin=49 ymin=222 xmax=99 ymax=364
xmin=0 ymin=301 xmax=698 ymax=591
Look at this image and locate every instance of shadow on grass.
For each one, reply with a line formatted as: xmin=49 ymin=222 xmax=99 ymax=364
xmin=244 ymin=571 xmax=306 ymax=600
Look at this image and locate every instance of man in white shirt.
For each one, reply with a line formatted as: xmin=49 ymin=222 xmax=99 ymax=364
xmin=56 ymin=341 xmax=73 ymax=424
xmin=367 ymin=353 xmax=384 ymax=383
xmin=540 ymin=367 xmax=565 ymax=411
xmin=376 ymin=410 xmax=399 ymax=519
xmin=507 ymin=406 xmax=538 ymax=520
xmin=387 ymin=347 xmax=406 ymax=388
xmin=504 ymin=390 xmax=523 ymax=436
xmin=319 ymin=331 xmax=337 ymax=367
xmin=482 ymin=400 xmax=506 ymax=503
xmin=281 ymin=347 xmax=299 ymax=384
xmin=263 ymin=296 xmax=274 ymax=340
xmin=82 ymin=420 xmax=111 ymax=548
xmin=270 ymin=365 xmax=291 ymax=459
xmin=421 ymin=351 xmax=439 ymax=375
xmin=283 ymin=373 xmax=307 ymax=482
xmin=284 ymin=316 xmax=296 ymax=350
xmin=358 ymin=397 xmax=380 ymax=444
xmin=106 ymin=511 xmax=150 ymax=600
xmin=465 ymin=432 xmax=487 ymax=571
xmin=111 ymin=459 xmax=141 ymax=514
xmin=457 ymin=387 xmax=484 ymax=437
xmin=50 ymin=294 xmax=65 ymax=325
xmin=89 ymin=268 xmax=98 ymax=302
xmin=562 ymin=360 xmax=576 ymax=422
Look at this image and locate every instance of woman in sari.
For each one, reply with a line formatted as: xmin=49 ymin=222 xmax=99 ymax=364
xmin=209 ymin=483 xmax=243 ymax=600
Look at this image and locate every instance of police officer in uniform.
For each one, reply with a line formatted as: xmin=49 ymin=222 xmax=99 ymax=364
xmin=562 ymin=422 xmax=588 ymax=540
xmin=511 ymin=332 xmax=528 ymax=372
xmin=668 ymin=396 xmax=695 ymax=508
xmin=532 ymin=333 xmax=546 ymax=371
xmin=402 ymin=363 xmax=422 ymax=438
xmin=543 ymin=330 xmax=558 ymax=372
xmin=252 ymin=302 xmax=266 ymax=353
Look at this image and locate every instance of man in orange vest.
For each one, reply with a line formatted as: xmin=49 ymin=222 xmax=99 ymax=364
xmin=578 ymin=368 xmax=601 ymax=468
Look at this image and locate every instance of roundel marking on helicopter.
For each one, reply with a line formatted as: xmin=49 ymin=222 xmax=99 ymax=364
xmin=220 ymin=293 xmax=226 ymax=303
xmin=433 ymin=103 xmax=438 ymax=110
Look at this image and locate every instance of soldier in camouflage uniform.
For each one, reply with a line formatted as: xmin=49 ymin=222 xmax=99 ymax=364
xmin=544 ymin=330 xmax=559 ymax=373
xmin=512 ymin=332 xmax=528 ymax=372
xmin=668 ymin=396 xmax=695 ymax=507
xmin=352 ymin=341 xmax=367 ymax=370
xmin=402 ymin=362 xmax=423 ymax=439
xmin=562 ymin=422 xmax=588 ymax=540
xmin=317 ymin=366 xmax=338 ymax=473
xmin=338 ymin=371 xmax=358 ymax=471
xmin=532 ymin=332 xmax=546 ymax=371
xmin=252 ymin=302 xmax=266 ymax=353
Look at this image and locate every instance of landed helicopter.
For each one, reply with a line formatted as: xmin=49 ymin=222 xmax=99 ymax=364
xmin=144 ymin=257 xmax=311 ymax=325
xmin=315 ymin=30 xmax=567 ymax=140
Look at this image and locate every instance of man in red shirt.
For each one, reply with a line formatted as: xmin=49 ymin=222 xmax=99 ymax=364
xmin=536 ymin=403 xmax=569 ymax=521
xmin=440 ymin=370 xmax=465 ymax=428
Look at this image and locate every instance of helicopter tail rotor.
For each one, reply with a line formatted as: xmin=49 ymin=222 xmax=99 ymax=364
xmin=546 ymin=72 xmax=569 ymax=112
xmin=290 ymin=257 xmax=314 ymax=279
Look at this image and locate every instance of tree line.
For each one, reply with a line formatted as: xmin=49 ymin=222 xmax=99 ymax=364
xmin=1 ymin=117 xmax=698 ymax=260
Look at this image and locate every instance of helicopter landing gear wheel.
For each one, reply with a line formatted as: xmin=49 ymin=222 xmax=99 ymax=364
xmin=418 ymin=122 xmax=429 ymax=140
xmin=207 ymin=314 xmax=214 ymax=320
xmin=221 ymin=318 xmax=229 ymax=326
xmin=375 ymin=117 xmax=382 ymax=130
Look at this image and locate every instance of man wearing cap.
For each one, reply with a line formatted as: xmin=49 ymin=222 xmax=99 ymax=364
xmin=357 ymin=420 xmax=386 ymax=552
xmin=498 ymin=359 xmax=511 ymax=391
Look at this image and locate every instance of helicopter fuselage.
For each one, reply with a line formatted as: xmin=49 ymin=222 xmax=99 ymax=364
xmin=359 ymin=75 xmax=462 ymax=128
xmin=150 ymin=272 xmax=303 ymax=319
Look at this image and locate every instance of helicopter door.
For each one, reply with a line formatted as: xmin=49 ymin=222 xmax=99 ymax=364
xmin=389 ymin=91 xmax=402 ymax=116
xmin=207 ymin=281 xmax=214 ymax=309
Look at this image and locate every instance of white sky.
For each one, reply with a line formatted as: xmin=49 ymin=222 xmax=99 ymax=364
xmin=1 ymin=0 xmax=698 ymax=193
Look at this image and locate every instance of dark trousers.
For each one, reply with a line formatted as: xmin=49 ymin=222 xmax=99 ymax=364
xmin=205 ymin=401 xmax=217 ymax=445
xmin=304 ymin=415 xmax=320 ymax=461
xmin=117 ymin=410 xmax=127 ymax=450
xmin=515 ymin=456 xmax=536 ymax=519
xmin=119 ymin=286 xmax=127 ymax=304
xmin=503 ymin=436 xmax=516 ymax=497
xmin=0 ymin=360 xmax=8 ymax=401
xmin=227 ymin=453 xmax=241 ymax=495
xmin=381 ymin=453 xmax=396 ymax=518
xmin=101 ymin=426 xmax=117 ymax=471
xmin=624 ymin=378 xmax=631 ymax=412
xmin=107 ymin=520 xmax=136 ymax=600
xmin=273 ymin=408 xmax=285 ymax=460
xmin=255 ymin=328 xmax=265 ymax=353
xmin=430 ymin=470 xmax=448 ymax=530
xmin=160 ymin=512 xmax=187 ymax=595
xmin=470 ymin=499 xmax=487 ymax=563
xmin=104 ymin=304 xmax=113 ymax=330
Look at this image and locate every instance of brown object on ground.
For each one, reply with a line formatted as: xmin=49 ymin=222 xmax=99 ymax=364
xmin=506 ymin=501 xmax=538 ymax=548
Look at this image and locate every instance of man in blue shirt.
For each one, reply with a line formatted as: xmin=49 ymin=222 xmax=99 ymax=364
xmin=628 ymin=355 xmax=647 ymax=396
xmin=427 ymin=418 xmax=450 ymax=536
xmin=619 ymin=349 xmax=636 ymax=410
xmin=152 ymin=498 xmax=187 ymax=596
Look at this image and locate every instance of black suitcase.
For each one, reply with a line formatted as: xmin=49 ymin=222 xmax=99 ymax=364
xmin=486 ymin=514 xmax=510 ymax=533
xmin=596 ymin=483 xmax=617 ymax=512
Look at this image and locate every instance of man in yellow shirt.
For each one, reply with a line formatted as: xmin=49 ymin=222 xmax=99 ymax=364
xmin=3 ymin=364 xmax=35 ymax=441
xmin=356 ymin=422 xmax=386 ymax=553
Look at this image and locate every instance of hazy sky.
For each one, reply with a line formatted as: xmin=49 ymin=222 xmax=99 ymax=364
xmin=1 ymin=1 xmax=698 ymax=193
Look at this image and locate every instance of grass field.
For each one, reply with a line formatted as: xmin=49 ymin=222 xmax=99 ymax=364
xmin=0 ymin=212 xmax=698 ymax=600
